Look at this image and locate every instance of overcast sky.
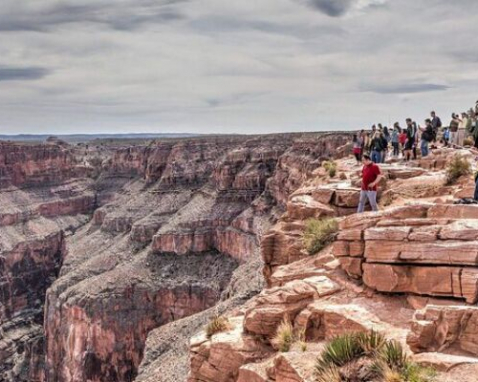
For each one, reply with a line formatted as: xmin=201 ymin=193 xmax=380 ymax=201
xmin=0 ymin=0 xmax=477 ymax=135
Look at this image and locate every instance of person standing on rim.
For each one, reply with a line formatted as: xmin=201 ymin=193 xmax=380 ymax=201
xmin=357 ymin=154 xmax=383 ymax=213
xmin=404 ymin=118 xmax=415 ymax=161
xmin=431 ymin=111 xmax=442 ymax=141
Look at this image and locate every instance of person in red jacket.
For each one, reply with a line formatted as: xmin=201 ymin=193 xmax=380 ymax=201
xmin=357 ymin=154 xmax=384 ymax=213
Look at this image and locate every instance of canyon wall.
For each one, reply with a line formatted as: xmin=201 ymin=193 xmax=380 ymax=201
xmin=0 ymin=133 xmax=350 ymax=382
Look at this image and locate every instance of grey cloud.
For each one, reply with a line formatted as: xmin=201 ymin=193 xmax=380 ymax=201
xmin=0 ymin=67 xmax=50 ymax=81
xmin=304 ymin=0 xmax=354 ymax=16
xmin=361 ymin=83 xmax=451 ymax=94
xmin=0 ymin=0 xmax=188 ymax=32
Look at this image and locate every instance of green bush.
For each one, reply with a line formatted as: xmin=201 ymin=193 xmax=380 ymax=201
xmin=315 ymin=332 xmax=436 ymax=382
xmin=316 ymin=334 xmax=364 ymax=370
xmin=303 ymin=218 xmax=339 ymax=255
xmin=205 ymin=315 xmax=232 ymax=338
xmin=323 ymin=160 xmax=337 ymax=178
xmin=357 ymin=330 xmax=386 ymax=356
xmin=446 ymin=155 xmax=471 ymax=185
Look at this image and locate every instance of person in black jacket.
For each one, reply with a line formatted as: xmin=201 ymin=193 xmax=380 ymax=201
xmin=419 ymin=119 xmax=434 ymax=157
xmin=404 ymin=118 xmax=415 ymax=161
xmin=370 ymin=131 xmax=384 ymax=163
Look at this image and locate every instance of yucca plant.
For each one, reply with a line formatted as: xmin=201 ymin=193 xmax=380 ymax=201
xmin=380 ymin=340 xmax=409 ymax=370
xmin=272 ymin=318 xmax=295 ymax=353
xmin=205 ymin=315 xmax=232 ymax=338
xmin=315 ymin=333 xmax=436 ymax=382
xmin=356 ymin=330 xmax=387 ymax=356
xmin=303 ymin=218 xmax=339 ymax=255
xmin=316 ymin=334 xmax=364 ymax=371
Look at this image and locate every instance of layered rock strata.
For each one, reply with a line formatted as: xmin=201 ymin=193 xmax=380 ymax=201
xmin=335 ymin=204 xmax=478 ymax=302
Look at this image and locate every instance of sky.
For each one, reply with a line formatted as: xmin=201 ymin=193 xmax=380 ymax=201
xmin=0 ymin=0 xmax=477 ymax=135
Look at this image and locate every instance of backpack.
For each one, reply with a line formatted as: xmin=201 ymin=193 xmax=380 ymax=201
xmin=436 ymin=117 xmax=442 ymax=128
xmin=422 ymin=131 xmax=432 ymax=142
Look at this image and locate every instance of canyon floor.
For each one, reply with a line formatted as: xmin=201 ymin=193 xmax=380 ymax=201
xmin=2 ymin=135 xmax=478 ymax=382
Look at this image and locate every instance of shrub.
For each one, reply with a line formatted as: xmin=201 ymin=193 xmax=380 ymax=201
xmin=316 ymin=364 xmax=342 ymax=382
xmin=446 ymin=155 xmax=471 ymax=185
xmin=303 ymin=218 xmax=339 ymax=255
xmin=272 ymin=318 xmax=295 ymax=353
xmin=205 ymin=315 xmax=232 ymax=338
xmin=357 ymin=330 xmax=386 ymax=356
xmin=316 ymin=334 xmax=364 ymax=370
xmin=339 ymin=172 xmax=347 ymax=180
xmin=323 ymin=161 xmax=337 ymax=178
xmin=379 ymin=340 xmax=409 ymax=370
xmin=315 ymin=332 xmax=436 ymax=382
xmin=297 ymin=329 xmax=308 ymax=352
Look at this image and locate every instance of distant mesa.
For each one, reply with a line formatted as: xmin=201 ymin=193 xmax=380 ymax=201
xmin=46 ymin=135 xmax=69 ymax=147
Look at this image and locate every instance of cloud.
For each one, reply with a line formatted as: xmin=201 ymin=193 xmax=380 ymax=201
xmin=299 ymin=0 xmax=386 ymax=17
xmin=0 ymin=0 xmax=188 ymax=32
xmin=0 ymin=67 xmax=50 ymax=82
xmin=304 ymin=0 xmax=354 ymax=16
xmin=360 ymin=82 xmax=451 ymax=94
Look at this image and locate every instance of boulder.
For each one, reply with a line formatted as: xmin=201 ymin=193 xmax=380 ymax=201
xmin=407 ymin=305 xmax=478 ymax=356
xmin=295 ymin=302 xmax=388 ymax=341
xmin=244 ymin=277 xmax=340 ymax=337
xmin=287 ymin=195 xmax=335 ymax=220
xmin=189 ymin=317 xmax=271 ymax=382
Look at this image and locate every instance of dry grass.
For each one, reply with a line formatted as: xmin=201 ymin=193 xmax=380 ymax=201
xmin=272 ymin=318 xmax=295 ymax=353
xmin=446 ymin=155 xmax=472 ymax=185
xmin=303 ymin=218 xmax=339 ymax=255
xmin=205 ymin=315 xmax=232 ymax=338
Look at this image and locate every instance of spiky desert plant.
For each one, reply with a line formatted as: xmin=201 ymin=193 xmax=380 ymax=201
xmin=272 ymin=318 xmax=295 ymax=353
xmin=303 ymin=218 xmax=339 ymax=255
xmin=380 ymin=340 xmax=409 ymax=370
xmin=205 ymin=315 xmax=232 ymax=338
xmin=316 ymin=334 xmax=364 ymax=371
xmin=356 ymin=330 xmax=387 ymax=356
xmin=445 ymin=154 xmax=471 ymax=185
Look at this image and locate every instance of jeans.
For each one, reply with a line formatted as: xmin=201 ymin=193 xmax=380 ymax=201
xmin=357 ymin=190 xmax=379 ymax=213
xmin=420 ymin=140 xmax=429 ymax=157
xmin=392 ymin=142 xmax=399 ymax=156
xmin=371 ymin=150 xmax=381 ymax=164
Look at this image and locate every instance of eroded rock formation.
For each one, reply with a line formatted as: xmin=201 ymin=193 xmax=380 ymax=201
xmin=1 ymin=133 xmax=351 ymax=382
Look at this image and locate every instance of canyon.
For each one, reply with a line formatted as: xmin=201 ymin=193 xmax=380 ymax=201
xmin=0 ymin=133 xmax=350 ymax=382
xmin=4 ymin=134 xmax=478 ymax=382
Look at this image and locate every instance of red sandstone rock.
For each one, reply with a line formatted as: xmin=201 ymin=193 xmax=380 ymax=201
xmin=243 ymin=277 xmax=340 ymax=337
xmin=364 ymin=240 xmax=478 ymax=266
xmin=408 ymin=305 xmax=478 ymax=355
xmin=295 ymin=302 xmax=388 ymax=341
xmin=363 ymin=264 xmax=478 ymax=303
xmin=189 ymin=317 xmax=271 ymax=382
